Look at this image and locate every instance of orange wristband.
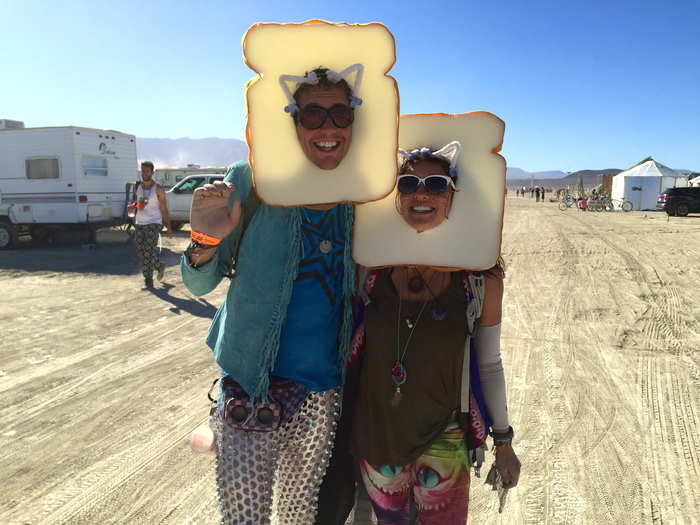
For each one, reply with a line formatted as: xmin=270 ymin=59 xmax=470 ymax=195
xmin=191 ymin=231 xmax=221 ymax=247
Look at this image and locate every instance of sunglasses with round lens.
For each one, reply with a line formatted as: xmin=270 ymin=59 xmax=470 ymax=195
xmin=397 ymin=174 xmax=456 ymax=195
xmin=297 ymin=104 xmax=354 ymax=130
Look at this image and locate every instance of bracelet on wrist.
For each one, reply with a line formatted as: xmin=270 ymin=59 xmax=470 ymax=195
xmin=490 ymin=425 xmax=514 ymax=446
xmin=191 ymin=230 xmax=221 ymax=247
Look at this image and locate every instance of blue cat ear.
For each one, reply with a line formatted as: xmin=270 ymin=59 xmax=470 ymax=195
xmin=284 ymin=103 xmax=299 ymax=115
xmin=349 ymin=95 xmax=363 ymax=108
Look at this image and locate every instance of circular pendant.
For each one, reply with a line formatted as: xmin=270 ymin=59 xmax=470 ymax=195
xmin=319 ymin=240 xmax=332 ymax=254
xmin=408 ymin=276 xmax=424 ymax=293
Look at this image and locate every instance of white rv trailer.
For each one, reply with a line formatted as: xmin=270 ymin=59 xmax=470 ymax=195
xmin=0 ymin=125 xmax=137 ymax=248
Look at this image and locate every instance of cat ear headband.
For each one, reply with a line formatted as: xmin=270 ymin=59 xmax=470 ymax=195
xmin=279 ymin=63 xmax=364 ymax=116
xmin=397 ymin=140 xmax=462 ymax=179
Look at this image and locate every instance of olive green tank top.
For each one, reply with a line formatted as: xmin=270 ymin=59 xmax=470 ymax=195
xmin=352 ymin=270 xmax=469 ymax=466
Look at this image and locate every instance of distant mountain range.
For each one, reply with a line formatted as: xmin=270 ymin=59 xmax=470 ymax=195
xmin=506 ymin=168 xmax=567 ymax=180
xmin=136 ymin=137 xmax=248 ymax=168
xmin=135 ymin=137 xmax=695 ymax=185
xmin=507 ymin=168 xmax=624 ymax=188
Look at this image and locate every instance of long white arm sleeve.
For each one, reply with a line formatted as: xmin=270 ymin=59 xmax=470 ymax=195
xmin=474 ymin=323 xmax=509 ymax=430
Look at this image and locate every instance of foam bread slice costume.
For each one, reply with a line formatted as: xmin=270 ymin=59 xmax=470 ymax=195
xmin=243 ymin=20 xmax=399 ymax=206
xmin=353 ymin=112 xmax=506 ymax=269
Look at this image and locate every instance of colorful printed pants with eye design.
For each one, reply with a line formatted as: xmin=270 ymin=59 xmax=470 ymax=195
xmin=358 ymin=428 xmax=471 ymax=525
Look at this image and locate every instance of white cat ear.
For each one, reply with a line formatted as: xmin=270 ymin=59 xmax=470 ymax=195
xmin=279 ymin=73 xmax=318 ymax=115
xmin=397 ymin=148 xmax=410 ymax=168
xmin=279 ymin=64 xmax=365 ymax=114
xmin=433 ymin=141 xmax=461 ymax=168
xmin=327 ymin=63 xmax=364 ymax=107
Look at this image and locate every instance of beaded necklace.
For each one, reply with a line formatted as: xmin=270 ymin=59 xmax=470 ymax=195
xmin=300 ymin=206 xmax=334 ymax=254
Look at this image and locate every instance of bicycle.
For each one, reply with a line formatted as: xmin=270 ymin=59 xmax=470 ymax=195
xmin=558 ymin=199 xmax=574 ymax=211
xmin=600 ymin=196 xmax=633 ymax=212
xmin=558 ymin=194 xmax=576 ymax=211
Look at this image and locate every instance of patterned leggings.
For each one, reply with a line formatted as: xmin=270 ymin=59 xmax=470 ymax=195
xmin=134 ymin=224 xmax=161 ymax=279
xmin=210 ymin=389 xmax=340 ymax=524
xmin=359 ymin=428 xmax=471 ymax=525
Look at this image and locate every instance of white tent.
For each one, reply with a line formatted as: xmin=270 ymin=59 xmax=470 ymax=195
xmin=611 ymin=157 xmax=688 ymax=210
xmin=690 ymin=175 xmax=700 ymax=187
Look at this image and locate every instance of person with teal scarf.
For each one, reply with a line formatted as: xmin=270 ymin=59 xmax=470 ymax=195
xmin=181 ymin=69 xmax=358 ymax=524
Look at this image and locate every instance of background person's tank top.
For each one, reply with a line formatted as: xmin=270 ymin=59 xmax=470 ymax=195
xmin=135 ymin=184 xmax=162 ymax=225
xmin=352 ymin=270 xmax=469 ymax=466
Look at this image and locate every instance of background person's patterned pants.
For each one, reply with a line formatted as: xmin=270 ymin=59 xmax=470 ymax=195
xmin=134 ymin=223 xmax=162 ymax=280
xmin=210 ymin=389 xmax=340 ymax=525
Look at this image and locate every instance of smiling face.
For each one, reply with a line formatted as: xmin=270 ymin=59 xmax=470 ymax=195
xmin=398 ymin=157 xmax=454 ymax=232
xmin=294 ymin=85 xmax=353 ymax=170
xmin=140 ymin=163 xmax=154 ymax=182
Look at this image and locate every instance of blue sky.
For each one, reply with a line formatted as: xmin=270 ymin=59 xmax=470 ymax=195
xmin=2 ymin=0 xmax=698 ymax=172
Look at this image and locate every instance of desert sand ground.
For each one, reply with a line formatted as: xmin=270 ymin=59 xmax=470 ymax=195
xmin=1 ymin=197 xmax=699 ymax=525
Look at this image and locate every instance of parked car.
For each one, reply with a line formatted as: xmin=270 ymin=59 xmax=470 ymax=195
xmin=656 ymin=186 xmax=700 ymax=216
xmin=165 ymin=173 xmax=225 ymax=228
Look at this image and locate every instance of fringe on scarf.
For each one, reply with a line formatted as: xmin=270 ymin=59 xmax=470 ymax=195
xmin=337 ymin=204 xmax=356 ymax=383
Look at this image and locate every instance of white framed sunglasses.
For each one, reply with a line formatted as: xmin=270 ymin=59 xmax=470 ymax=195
xmin=396 ymin=174 xmax=457 ymax=195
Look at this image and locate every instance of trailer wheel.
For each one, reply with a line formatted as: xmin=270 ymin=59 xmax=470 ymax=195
xmin=0 ymin=222 xmax=19 ymax=249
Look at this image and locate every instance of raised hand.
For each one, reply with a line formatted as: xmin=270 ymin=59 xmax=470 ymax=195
xmin=190 ymin=181 xmax=241 ymax=242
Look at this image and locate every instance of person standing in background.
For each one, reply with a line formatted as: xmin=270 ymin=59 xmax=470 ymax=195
xmin=131 ymin=161 xmax=172 ymax=289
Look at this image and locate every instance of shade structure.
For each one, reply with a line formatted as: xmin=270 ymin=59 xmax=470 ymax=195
xmin=611 ymin=158 xmax=688 ymax=210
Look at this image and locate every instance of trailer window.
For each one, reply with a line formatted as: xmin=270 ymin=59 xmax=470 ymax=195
xmin=26 ymin=158 xmax=60 ymax=179
xmin=82 ymin=156 xmax=108 ymax=176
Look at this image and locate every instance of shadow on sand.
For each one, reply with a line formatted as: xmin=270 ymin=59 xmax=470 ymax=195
xmin=0 ymin=230 xmax=190 ymax=276
xmin=146 ymin=283 xmax=218 ymax=319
